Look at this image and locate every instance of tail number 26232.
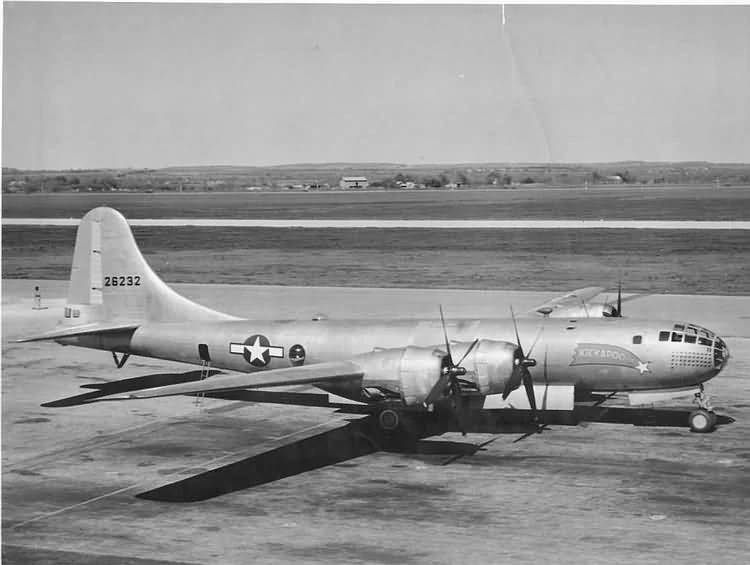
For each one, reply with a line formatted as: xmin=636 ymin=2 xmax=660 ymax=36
xmin=104 ymin=275 xmax=141 ymax=287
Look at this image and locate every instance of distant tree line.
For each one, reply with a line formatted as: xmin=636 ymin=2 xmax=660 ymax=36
xmin=4 ymin=164 xmax=750 ymax=194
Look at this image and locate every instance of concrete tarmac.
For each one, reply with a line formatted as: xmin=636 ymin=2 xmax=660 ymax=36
xmin=2 ymin=280 xmax=749 ymax=564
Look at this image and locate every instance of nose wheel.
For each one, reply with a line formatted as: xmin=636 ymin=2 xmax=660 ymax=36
xmin=688 ymin=409 xmax=717 ymax=433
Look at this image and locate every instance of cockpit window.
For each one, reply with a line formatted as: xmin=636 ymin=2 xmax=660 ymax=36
xmin=684 ymin=334 xmax=697 ymax=344
xmin=685 ymin=326 xmax=697 ymax=334
xmin=632 ymin=335 xmax=642 ymax=344
xmin=659 ymin=331 xmax=670 ymax=341
xmin=671 ymin=332 xmax=683 ymax=342
xmin=673 ymin=324 xmax=685 ymax=331
xmin=699 ymin=337 xmax=713 ymax=347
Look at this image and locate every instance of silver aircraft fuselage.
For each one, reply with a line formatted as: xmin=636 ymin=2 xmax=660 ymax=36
xmin=62 ymin=315 xmax=729 ymax=400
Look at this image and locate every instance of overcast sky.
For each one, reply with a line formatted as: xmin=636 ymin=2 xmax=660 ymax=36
xmin=3 ymin=3 xmax=749 ymax=169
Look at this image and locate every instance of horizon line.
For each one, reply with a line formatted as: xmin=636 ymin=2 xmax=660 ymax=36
xmin=4 ymin=160 xmax=750 ymax=173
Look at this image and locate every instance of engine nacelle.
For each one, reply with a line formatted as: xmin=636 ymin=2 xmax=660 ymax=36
xmin=355 ymin=340 xmax=520 ymax=406
xmin=356 ymin=346 xmax=446 ymax=406
xmin=448 ymin=339 xmax=519 ymax=395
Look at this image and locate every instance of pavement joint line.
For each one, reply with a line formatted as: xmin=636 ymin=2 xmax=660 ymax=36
xmin=0 ymin=544 xmax=202 ymax=565
xmin=9 ymin=484 xmax=141 ymax=530
xmin=4 ymin=415 xmax=194 ymax=472
xmin=269 ymin=417 xmax=349 ymax=442
xmin=7 ymin=445 xmax=265 ymax=530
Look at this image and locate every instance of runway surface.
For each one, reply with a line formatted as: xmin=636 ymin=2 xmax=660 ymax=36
xmin=2 ymin=280 xmax=749 ymax=564
xmin=4 ymin=218 xmax=750 ymax=229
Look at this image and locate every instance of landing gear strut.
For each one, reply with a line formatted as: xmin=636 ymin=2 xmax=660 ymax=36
xmin=689 ymin=385 xmax=716 ymax=433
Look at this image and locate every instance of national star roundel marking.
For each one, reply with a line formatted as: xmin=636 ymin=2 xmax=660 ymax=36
xmin=229 ymin=335 xmax=284 ymax=367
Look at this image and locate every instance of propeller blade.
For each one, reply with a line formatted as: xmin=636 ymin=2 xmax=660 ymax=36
xmin=455 ymin=338 xmax=480 ymax=367
xmin=521 ymin=367 xmax=537 ymax=417
xmin=617 ymin=281 xmax=622 ymax=317
xmin=579 ymin=297 xmax=590 ymax=318
xmin=510 ymin=306 xmax=523 ymax=355
xmin=525 ymin=327 xmax=544 ymax=360
xmin=502 ymin=362 xmax=522 ymax=400
xmin=439 ymin=305 xmax=453 ymax=363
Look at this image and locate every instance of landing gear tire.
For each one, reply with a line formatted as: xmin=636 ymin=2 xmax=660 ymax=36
xmin=688 ymin=409 xmax=716 ymax=433
xmin=378 ymin=409 xmax=400 ymax=432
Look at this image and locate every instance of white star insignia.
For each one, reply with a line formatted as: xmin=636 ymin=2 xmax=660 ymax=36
xmin=635 ymin=361 xmax=651 ymax=374
xmin=244 ymin=336 xmax=268 ymax=363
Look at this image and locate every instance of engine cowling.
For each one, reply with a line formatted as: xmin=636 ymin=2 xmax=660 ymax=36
xmin=449 ymin=339 xmax=519 ymax=395
xmin=357 ymin=346 xmax=446 ymax=406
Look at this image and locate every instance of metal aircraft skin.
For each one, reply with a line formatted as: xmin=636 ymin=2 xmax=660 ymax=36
xmin=22 ymin=207 xmax=729 ymax=420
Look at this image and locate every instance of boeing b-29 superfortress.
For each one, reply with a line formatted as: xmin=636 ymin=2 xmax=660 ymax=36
xmin=21 ymin=207 xmax=732 ymax=500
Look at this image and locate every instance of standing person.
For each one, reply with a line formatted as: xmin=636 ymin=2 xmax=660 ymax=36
xmin=33 ymin=285 xmax=42 ymax=309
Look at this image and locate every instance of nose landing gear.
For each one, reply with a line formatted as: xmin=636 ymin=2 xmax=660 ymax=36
xmin=689 ymin=385 xmax=717 ymax=433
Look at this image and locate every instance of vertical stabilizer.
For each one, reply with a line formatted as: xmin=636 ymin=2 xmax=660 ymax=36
xmin=62 ymin=207 xmax=237 ymax=326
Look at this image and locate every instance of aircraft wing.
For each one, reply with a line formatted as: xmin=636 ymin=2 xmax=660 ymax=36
xmin=530 ymin=286 xmax=605 ymax=316
xmin=114 ymin=360 xmax=364 ymax=400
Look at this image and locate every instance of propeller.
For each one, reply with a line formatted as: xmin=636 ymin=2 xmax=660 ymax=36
xmin=512 ymin=346 xmax=551 ymax=442
xmin=603 ymin=281 xmax=624 ymax=318
xmin=438 ymin=305 xmax=479 ymax=435
xmin=503 ymin=307 xmax=542 ymax=425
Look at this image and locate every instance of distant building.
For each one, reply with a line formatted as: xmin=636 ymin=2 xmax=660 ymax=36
xmin=339 ymin=176 xmax=368 ymax=189
xmin=605 ymin=175 xmax=624 ymax=184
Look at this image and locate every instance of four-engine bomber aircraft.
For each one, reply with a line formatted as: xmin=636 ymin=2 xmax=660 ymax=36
xmin=21 ymin=207 xmax=732 ymax=501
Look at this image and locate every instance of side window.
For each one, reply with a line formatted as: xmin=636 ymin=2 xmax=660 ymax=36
xmin=632 ymin=335 xmax=642 ymax=344
xmin=699 ymin=337 xmax=713 ymax=346
xmin=685 ymin=334 xmax=697 ymax=344
xmin=659 ymin=331 xmax=670 ymax=341
xmin=671 ymin=332 xmax=683 ymax=342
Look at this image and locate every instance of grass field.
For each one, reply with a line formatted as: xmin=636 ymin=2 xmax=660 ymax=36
xmin=3 ymin=186 xmax=750 ymax=220
xmin=3 ymin=226 xmax=749 ymax=294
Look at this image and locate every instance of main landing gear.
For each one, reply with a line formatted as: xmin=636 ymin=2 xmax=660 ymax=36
xmin=378 ymin=409 xmax=400 ymax=432
xmin=688 ymin=384 xmax=716 ymax=433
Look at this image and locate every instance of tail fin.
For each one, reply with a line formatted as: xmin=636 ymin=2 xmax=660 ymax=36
xmin=62 ymin=207 xmax=236 ymax=327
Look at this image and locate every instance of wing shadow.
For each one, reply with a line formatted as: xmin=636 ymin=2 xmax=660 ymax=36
xmin=135 ymin=416 xmax=487 ymax=502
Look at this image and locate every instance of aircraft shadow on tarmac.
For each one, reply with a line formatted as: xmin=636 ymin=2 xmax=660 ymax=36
xmin=41 ymin=369 xmax=225 ymax=407
xmin=41 ymin=372 xmax=735 ymax=502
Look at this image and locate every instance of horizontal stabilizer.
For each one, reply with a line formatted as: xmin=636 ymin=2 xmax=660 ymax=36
xmin=104 ymin=360 xmax=364 ymax=400
xmin=17 ymin=322 xmax=139 ymax=343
